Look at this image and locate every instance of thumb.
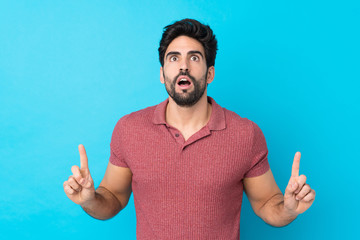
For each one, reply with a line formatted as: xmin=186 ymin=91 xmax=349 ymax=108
xmin=83 ymin=172 xmax=94 ymax=189
xmin=285 ymin=179 xmax=298 ymax=196
xmin=284 ymin=178 xmax=298 ymax=210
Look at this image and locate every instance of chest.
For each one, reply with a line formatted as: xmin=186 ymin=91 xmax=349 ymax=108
xmin=126 ymin=131 xmax=251 ymax=196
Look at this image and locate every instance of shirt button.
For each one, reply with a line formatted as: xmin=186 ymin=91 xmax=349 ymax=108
xmin=175 ymin=133 xmax=180 ymax=137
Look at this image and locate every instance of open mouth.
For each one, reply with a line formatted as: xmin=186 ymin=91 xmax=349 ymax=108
xmin=178 ymin=78 xmax=191 ymax=86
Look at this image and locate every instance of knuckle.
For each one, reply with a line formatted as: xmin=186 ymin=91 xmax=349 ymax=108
xmin=296 ymin=191 xmax=304 ymax=198
xmin=301 ymin=186 xmax=312 ymax=195
xmin=68 ymin=177 xmax=78 ymax=186
xmin=309 ymin=190 xmax=315 ymax=197
xmin=303 ymin=175 xmax=307 ymax=182
xmin=65 ymin=186 xmax=73 ymax=194
xmin=85 ymin=181 xmax=92 ymax=188
xmin=76 ymin=176 xmax=83 ymax=183
xmin=71 ymin=165 xmax=79 ymax=173
xmin=88 ymin=176 xmax=93 ymax=183
xmin=300 ymin=191 xmax=307 ymax=198
xmin=300 ymin=174 xmax=307 ymax=182
xmin=297 ymin=196 xmax=304 ymax=201
xmin=304 ymin=193 xmax=314 ymax=202
xmin=302 ymin=196 xmax=310 ymax=202
xmin=300 ymin=187 xmax=309 ymax=195
xmin=302 ymin=185 xmax=310 ymax=193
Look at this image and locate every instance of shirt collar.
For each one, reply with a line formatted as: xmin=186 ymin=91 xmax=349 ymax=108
xmin=152 ymin=96 xmax=226 ymax=131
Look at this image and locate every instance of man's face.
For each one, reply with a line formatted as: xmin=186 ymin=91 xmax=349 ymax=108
xmin=160 ymin=36 xmax=214 ymax=107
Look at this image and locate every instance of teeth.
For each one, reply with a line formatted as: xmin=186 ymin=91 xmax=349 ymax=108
xmin=180 ymin=78 xmax=187 ymax=82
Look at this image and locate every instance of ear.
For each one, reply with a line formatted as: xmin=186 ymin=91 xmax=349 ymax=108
xmin=206 ymin=66 xmax=215 ymax=84
xmin=160 ymin=66 xmax=165 ymax=84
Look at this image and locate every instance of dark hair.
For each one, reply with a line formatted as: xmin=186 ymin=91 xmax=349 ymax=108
xmin=158 ymin=18 xmax=218 ymax=68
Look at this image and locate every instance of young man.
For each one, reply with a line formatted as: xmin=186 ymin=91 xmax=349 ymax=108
xmin=63 ymin=19 xmax=315 ymax=239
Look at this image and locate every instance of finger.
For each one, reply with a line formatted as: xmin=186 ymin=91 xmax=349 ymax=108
xmin=78 ymin=144 xmax=88 ymax=170
xmin=291 ymin=152 xmax=301 ymax=177
xmin=302 ymin=189 xmax=316 ymax=202
xmin=284 ymin=180 xmax=299 ymax=211
xmin=295 ymin=184 xmax=311 ymax=201
xmin=83 ymin=174 xmax=93 ymax=189
xmin=71 ymin=165 xmax=85 ymax=183
xmin=284 ymin=179 xmax=298 ymax=196
xmin=294 ymin=174 xmax=307 ymax=194
xmin=63 ymin=182 xmax=75 ymax=195
xmin=67 ymin=176 xmax=82 ymax=191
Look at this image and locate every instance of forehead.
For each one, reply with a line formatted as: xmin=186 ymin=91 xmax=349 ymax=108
xmin=165 ymin=36 xmax=205 ymax=55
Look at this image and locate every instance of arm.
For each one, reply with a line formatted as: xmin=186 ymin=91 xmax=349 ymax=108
xmin=82 ymin=162 xmax=132 ymax=220
xmin=243 ymin=152 xmax=316 ymax=227
xmin=63 ymin=144 xmax=132 ymax=220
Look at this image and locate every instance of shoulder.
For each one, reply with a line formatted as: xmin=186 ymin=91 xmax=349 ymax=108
xmin=117 ymin=105 xmax=157 ymax=125
xmin=220 ymin=108 xmax=266 ymax=146
xmin=223 ymin=108 xmax=261 ymax=133
xmin=112 ymin=104 xmax=158 ymax=135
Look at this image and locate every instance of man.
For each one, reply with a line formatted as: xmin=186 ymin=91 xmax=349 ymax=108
xmin=63 ymin=19 xmax=316 ymax=239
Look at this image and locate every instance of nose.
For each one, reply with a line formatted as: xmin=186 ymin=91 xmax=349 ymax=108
xmin=179 ymin=58 xmax=189 ymax=72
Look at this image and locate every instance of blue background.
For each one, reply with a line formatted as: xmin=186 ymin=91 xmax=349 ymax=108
xmin=0 ymin=0 xmax=359 ymax=239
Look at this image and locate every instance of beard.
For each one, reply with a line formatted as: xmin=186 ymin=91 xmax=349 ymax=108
xmin=163 ymin=70 xmax=207 ymax=107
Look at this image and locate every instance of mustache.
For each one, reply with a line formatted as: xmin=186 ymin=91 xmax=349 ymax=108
xmin=179 ymin=70 xmax=189 ymax=76
xmin=174 ymin=70 xmax=195 ymax=82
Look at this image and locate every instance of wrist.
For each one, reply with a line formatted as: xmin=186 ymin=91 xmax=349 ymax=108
xmin=80 ymin=191 xmax=97 ymax=208
xmin=283 ymin=203 xmax=299 ymax=220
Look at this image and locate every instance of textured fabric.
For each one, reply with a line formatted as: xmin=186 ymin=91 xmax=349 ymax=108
xmin=110 ymin=97 xmax=270 ymax=240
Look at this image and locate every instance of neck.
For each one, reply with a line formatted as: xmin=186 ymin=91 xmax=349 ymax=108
xmin=166 ymin=93 xmax=212 ymax=132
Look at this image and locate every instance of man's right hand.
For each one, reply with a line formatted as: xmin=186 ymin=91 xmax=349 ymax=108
xmin=63 ymin=144 xmax=96 ymax=206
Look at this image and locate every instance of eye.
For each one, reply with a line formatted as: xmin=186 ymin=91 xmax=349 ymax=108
xmin=190 ymin=55 xmax=199 ymax=61
xmin=170 ymin=56 xmax=178 ymax=62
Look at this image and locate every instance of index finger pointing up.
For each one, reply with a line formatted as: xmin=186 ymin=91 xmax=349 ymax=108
xmin=78 ymin=144 xmax=88 ymax=170
xmin=291 ymin=152 xmax=301 ymax=177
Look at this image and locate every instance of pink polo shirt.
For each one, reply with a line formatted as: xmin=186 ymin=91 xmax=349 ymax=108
xmin=110 ymin=97 xmax=270 ymax=239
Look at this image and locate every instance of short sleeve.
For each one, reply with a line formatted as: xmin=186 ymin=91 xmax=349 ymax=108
xmin=109 ymin=116 xmax=129 ymax=168
xmin=244 ymin=121 xmax=270 ymax=178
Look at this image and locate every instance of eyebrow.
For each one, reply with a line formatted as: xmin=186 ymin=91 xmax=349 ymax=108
xmin=165 ymin=51 xmax=181 ymax=59
xmin=165 ymin=50 xmax=204 ymax=60
xmin=188 ymin=51 xmax=204 ymax=59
